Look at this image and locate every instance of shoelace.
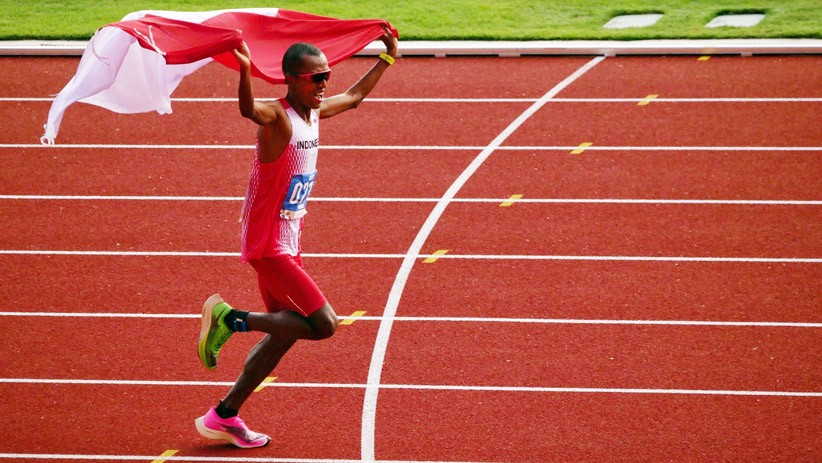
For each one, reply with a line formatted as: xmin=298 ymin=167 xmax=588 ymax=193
xmin=224 ymin=417 xmax=258 ymax=440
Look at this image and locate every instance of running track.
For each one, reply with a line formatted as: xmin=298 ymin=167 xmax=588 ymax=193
xmin=0 ymin=54 xmax=820 ymax=462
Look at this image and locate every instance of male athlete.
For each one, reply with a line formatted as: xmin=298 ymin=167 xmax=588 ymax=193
xmin=195 ymin=27 xmax=398 ymax=448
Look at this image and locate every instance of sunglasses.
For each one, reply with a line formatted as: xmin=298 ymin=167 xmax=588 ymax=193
xmin=292 ymin=70 xmax=332 ymax=83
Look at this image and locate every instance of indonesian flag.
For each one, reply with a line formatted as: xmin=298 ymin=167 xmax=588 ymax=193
xmin=41 ymin=8 xmax=398 ymax=144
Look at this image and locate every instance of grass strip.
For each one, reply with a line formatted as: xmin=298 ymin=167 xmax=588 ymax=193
xmin=0 ymin=0 xmax=819 ymax=40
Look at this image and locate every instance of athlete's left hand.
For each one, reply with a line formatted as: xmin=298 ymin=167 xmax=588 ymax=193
xmin=380 ymin=25 xmax=399 ymax=58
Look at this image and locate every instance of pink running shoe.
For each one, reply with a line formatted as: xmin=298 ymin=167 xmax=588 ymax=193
xmin=195 ymin=406 xmax=271 ymax=448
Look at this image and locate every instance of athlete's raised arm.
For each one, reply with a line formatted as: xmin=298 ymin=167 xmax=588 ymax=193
xmin=232 ymin=42 xmax=281 ymax=126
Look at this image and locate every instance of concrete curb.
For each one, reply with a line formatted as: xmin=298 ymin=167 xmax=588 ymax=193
xmin=1 ymin=39 xmax=820 ymax=57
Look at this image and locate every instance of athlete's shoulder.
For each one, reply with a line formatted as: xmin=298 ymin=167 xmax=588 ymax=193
xmin=258 ymin=99 xmax=291 ymax=131
xmin=264 ymin=99 xmax=289 ymax=118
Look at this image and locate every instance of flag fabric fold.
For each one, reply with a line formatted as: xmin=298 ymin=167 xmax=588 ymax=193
xmin=108 ymin=16 xmax=245 ymax=65
xmin=41 ymin=8 xmax=397 ymax=144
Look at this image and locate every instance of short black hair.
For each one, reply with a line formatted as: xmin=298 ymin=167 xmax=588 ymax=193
xmin=282 ymin=43 xmax=323 ymax=75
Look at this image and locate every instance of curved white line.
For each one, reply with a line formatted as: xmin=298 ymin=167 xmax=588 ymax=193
xmin=359 ymin=56 xmax=607 ymax=461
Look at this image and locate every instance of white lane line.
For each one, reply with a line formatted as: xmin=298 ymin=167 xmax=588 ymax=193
xmin=4 ymin=96 xmax=820 ymax=103
xmin=0 ymin=453 xmax=486 ymax=463
xmin=0 ymin=195 xmax=244 ymax=201
xmin=498 ymin=145 xmax=822 ymax=152
xmin=385 ymin=316 xmax=822 ymax=328
xmin=386 ymin=385 xmax=822 ymax=397
xmin=0 ymin=250 xmax=819 ymax=263
xmin=0 ymin=311 xmax=200 ymax=318
xmin=549 ymin=97 xmax=822 ymax=103
xmin=360 ymin=56 xmax=608 ymax=461
xmin=0 ymin=250 xmax=399 ymax=258
xmin=424 ymin=255 xmax=822 ymax=263
xmin=0 ymin=143 xmax=257 ymax=149
xmin=1 ymin=312 xmax=818 ymax=328
xmin=0 ymin=378 xmax=819 ymax=397
xmin=1 ymin=195 xmax=819 ymax=205
xmin=1 ymin=143 xmax=821 ymax=151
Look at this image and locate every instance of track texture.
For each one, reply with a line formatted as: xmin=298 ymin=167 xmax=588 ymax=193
xmin=1 ymin=54 xmax=820 ymax=462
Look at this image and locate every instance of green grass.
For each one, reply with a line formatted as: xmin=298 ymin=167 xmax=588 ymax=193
xmin=0 ymin=0 xmax=819 ymax=40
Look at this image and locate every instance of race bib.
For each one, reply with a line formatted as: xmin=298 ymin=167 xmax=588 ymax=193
xmin=280 ymin=171 xmax=317 ymax=220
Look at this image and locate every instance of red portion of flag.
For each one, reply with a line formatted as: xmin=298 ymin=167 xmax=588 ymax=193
xmin=42 ymin=8 xmax=398 ymax=144
xmin=109 ymin=9 xmax=398 ymax=83
xmin=108 ymin=16 xmax=244 ymax=65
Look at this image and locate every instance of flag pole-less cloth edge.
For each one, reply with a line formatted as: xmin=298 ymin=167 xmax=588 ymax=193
xmin=41 ymin=8 xmax=398 ymax=144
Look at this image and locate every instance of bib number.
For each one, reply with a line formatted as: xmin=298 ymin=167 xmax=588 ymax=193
xmin=280 ymin=171 xmax=316 ymax=220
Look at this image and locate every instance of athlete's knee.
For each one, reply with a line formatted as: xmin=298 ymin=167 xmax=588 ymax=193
xmin=311 ymin=304 xmax=338 ymax=339
xmin=315 ymin=314 xmax=338 ymax=339
xmin=316 ymin=319 xmax=337 ymax=340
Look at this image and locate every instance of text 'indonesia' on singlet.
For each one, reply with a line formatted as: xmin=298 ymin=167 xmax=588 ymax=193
xmin=241 ymin=99 xmax=319 ymax=262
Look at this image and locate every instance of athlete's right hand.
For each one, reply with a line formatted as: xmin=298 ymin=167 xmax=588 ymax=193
xmin=232 ymin=42 xmax=252 ymax=70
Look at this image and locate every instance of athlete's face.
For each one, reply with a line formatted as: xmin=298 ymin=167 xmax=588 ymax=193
xmin=288 ymin=53 xmax=330 ymax=109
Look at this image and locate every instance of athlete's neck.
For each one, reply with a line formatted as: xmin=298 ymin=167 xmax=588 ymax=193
xmin=285 ymin=94 xmax=313 ymax=124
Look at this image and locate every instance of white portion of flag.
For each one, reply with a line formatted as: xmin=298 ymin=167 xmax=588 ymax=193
xmin=41 ymin=8 xmax=394 ymax=145
xmin=41 ymin=9 xmax=281 ymax=145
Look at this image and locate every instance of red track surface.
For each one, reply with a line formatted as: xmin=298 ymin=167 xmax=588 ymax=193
xmin=1 ymin=54 xmax=820 ymax=462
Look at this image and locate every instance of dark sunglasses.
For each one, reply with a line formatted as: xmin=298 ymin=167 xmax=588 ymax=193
xmin=292 ymin=70 xmax=332 ymax=83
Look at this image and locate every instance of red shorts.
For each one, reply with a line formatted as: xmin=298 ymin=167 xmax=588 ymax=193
xmin=249 ymin=254 xmax=327 ymax=316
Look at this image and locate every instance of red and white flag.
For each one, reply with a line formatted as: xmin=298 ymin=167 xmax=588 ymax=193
xmin=42 ymin=8 xmax=397 ymax=144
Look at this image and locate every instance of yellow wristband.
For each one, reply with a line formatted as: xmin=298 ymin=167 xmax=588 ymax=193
xmin=378 ymin=52 xmax=395 ymax=65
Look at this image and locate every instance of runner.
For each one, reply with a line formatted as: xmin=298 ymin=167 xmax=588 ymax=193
xmin=195 ymin=26 xmax=398 ymax=448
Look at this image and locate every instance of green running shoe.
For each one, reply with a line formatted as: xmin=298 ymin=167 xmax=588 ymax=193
xmin=198 ymin=293 xmax=235 ymax=370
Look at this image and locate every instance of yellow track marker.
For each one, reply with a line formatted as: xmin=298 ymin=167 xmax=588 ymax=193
xmin=637 ymin=94 xmax=658 ymax=106
xmin=253 ymin=376 xmax=278 ymax=393
xmin=340 ymin=310 xmax=367 ymax=326
xmin=698 ymin=56 xmax=711 ymax=61
xmin=423 ymin=249 xmax=449 ymax=263
xmin=571 ymin=142 xmax=593 ymax=155
xmin=500 ymin=194 xmax=524 ymax=207
xmin=151 ymin=450 xmax=179 ymax=463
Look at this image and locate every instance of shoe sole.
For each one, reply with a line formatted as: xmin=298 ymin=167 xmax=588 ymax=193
xmin=195 ymin=416 xmax=271 ymax=449
xmin=197 ymin=293 xmax=224 ymax=370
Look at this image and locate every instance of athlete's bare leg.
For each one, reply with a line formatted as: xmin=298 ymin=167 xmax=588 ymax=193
xmin=247 ymin=303 xmax=338 ymax=340
xmin=221 ymin=303 xmax=338 ymax=410
xmin=221 ymin=334 xmax=295 ymax=411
